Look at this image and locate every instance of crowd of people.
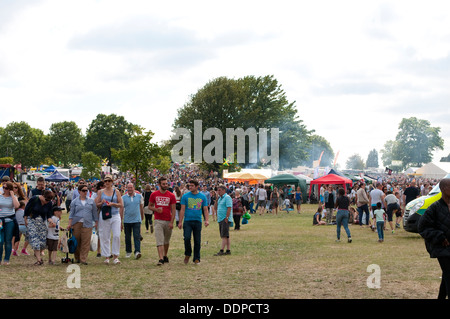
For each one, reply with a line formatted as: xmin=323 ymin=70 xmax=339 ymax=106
xmin=312 ymin=177 xmax=441 ymax=241
xmin=0 ymin=169 xmax=445 ymax=269
xmin=0 ymin=165 xmax=295 ymax=267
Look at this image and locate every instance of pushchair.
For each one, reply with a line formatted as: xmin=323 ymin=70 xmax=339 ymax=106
xmin=59 ymin=228 xmax=76 ymax=263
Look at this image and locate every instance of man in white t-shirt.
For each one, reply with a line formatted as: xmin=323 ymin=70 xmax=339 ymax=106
xmin=256 ymin=185 xmax=267 ymax=216
xmin=369 ymin=183 xmax=386 ymax=229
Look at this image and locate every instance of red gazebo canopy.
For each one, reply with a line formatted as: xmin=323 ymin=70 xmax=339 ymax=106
xmin=309 ymin=173 xmax=353 ymax=196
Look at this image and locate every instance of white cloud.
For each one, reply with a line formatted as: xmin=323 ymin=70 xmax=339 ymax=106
xmin=1 ymin=0 xmax=450 ymax=169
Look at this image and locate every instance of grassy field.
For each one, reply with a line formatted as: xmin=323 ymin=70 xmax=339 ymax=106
xmin=0 ymin=204 xmax=441 ymax=299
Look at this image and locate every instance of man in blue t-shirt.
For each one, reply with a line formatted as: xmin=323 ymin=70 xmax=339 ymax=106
xmin=178 ymin=180 xmax=209 ymax=265
xmin=121 ymin=183 xmax=144 ymax=259
xmin=214 ymin=185 xmax=233 ymax=256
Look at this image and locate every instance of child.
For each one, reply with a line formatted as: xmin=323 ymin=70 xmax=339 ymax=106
xmin=283 ymin=198 xmax=291 ymax=213
xmin=313 ymin=206 xmax=326 ymax=225
xmin=348 ymin=207 xmax=357 ymax=224
xmin=12 ymin=200 xmax=30 ymax=256
xmin=374 ymin=202 xmax=385 ymax=243
xmin=47 ymin=206 xmax=64 ymax=264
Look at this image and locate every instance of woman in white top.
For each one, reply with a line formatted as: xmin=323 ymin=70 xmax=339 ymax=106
xmin=95 ymin=175 xmax=123 ymax=265
xmin=0 ymin=182 xmax=20 ymax=265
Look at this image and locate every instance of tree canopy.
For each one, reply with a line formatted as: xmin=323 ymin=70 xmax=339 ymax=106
xmin=381 ymin=117 xmax=444 ymax=169
xmin=172 ymin=75 xmax=314 ymax=170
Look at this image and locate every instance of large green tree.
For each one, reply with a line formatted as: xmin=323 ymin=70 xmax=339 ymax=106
xmin=172 ymin=75 xmax=313 ymax=170
xmin=366 ymin=149 xmax=379 ymax=168
xmin=346 ymin=154 xmax=365 ymax=170
xmin=0 ymin=121 xmax=46 ymax=168
xmin=113 ymin=130 xmax=169 ymax=186
xmin=46 ymin=121 xmax=84 ymax=167
xmin=80 ymin=151 xmax=102 ymax=181
xmin=381 ymin=117 xmax=443 ymax=169
xmin=85 ymin=114 xmax=142 ymax=164
xmin=302 ymin=134 xmax=334 ymax=167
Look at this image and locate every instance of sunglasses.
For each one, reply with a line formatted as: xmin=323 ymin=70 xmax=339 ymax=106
xmin=80 ymin=189 xmax=88 ymax=192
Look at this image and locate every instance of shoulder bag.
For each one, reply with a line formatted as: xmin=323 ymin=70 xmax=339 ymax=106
xmin=101 ymin=189 xmax=115 ymax=220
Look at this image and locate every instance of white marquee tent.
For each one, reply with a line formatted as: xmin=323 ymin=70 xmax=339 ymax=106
xmin=413 ymin=162 xmax=450 ymax=179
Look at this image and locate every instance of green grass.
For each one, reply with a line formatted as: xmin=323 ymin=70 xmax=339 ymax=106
xmin=0 ymin=204 xmax=441 ymax=299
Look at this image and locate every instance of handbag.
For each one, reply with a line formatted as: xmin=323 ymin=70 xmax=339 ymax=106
xmin=67 ymin=229 xmax=77 ymax=254
xmin=101 ymin=189 xmax=115 ymax=220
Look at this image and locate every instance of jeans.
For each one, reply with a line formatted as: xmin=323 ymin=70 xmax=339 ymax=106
xmin=0 ymin=220 xmax=14 ymax=262
xmin=376 ymin=221 xmax=384 ymax=240
xmin=336 ymin=210 xmax=351 ymax=240
xmin=124 ymin=222 xmax=141 ymax=254
xmin=357 ymin=204 xmax=370 ymax=225
xmin=183 ymin=220 xmax=202 ymax=261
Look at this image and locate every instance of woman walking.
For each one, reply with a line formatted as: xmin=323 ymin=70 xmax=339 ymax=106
xmin=335 ymin=188 xmax=352 ymax=243
xmin=271 ymin=187 xmax=279 ymax=215
xmin=24 ymin=190 xmax=54 ymax=265
xmin=0 ymin=182 xmax=20 ymax=265
xmin=68 ymin=184 xmax=98 ymax=265
xmin=295 ymin=186 xmax=302 ymax=214
xmin=95 ymin=175 xmax=123 ymax=265
xmin=232 ymin=190 xmax=244 ymax=230
xmin=143 ymin=184 xmax=153 ymax=233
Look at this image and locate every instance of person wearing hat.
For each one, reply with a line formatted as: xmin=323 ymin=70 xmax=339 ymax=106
xmin=95 ymin=174 xmax=123 ymax=265
xmin=68 ymin=184 xmax=99 ymax=265
xmin=47 ymin=206 xmax=64 ymax=265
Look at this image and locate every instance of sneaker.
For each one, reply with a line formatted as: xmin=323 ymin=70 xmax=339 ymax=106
xmin=12 ymin=249 xmax=18 ymax=257
xmin=21 ymin=249 xmax=30 ymax=256
xmin=163 ymin=256 xmax=169 ymax=263
xmin=96 ymin=253 xmax=101 ymax=258
xmin=104 ymin=258 xmax=110 ymax=264
xmin=214 ymin=250 xmax=225 ymax=256
xmin=335 ymin=239 xmax=341 ymax=242
xmin=135 ymin=252 xmax=142 ymax=259
xmin=113 ymin=258 xmax=121 ymax=265
xmin=157 ymin=259 xmax=164 ymax=266
xmin=225 ymin=250 xmax=231 ymax=255
xmin=348 ymin=237 xmax=352 ymax=243
xmin=392 ymin=230 xmax=395 ymax=234
xmin=125 ymin=252 xmax=132 ymax=258
xmin=194 ymin=259 xmax=200 ymax=265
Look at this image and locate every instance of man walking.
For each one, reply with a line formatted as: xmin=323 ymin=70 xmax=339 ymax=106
xmin=214 ymin=185 xmax=232 ymax=256
xmin=149 ymin=177 xmax=176 ymax=266
xmin=178 ymin=180 xmax=209 ymax=265
xmin=121 ymin=183 xmax=144 ymax=259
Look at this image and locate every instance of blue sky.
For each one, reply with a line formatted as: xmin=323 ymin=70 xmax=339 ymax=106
xmin=1 ymin=0 xmax=449 ymax=169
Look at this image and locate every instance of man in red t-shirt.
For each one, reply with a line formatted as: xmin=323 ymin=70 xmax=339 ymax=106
xmin=149 ymin=177 xmax=176 ymax=265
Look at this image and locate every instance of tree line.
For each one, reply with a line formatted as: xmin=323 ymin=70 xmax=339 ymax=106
xmin=1 ymin=75 xmax=445 ymax=176
xmin=0 ymin=114 xmax=170 ymax=182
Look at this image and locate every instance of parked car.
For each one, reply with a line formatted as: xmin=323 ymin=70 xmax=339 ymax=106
xmin=403 ymin=173 xmax=449 ymax=233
